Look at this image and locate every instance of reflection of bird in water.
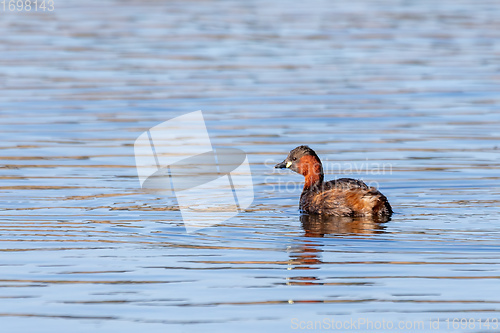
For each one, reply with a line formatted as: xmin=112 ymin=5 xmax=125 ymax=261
xmin=286 ymin=237 xmax=323 ymax=286
xmin=301 ymin=214 xmax=389 ymax=237
xmin=285 ymin=214 xmax=389 ymax=286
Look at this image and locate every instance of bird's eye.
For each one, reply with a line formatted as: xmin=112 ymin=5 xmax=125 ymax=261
xmin=292 ymin=157 xmax=297 ymax=161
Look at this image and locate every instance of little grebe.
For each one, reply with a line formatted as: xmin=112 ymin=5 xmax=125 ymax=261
xmin=275 ymin=145 xmax=392 ymax=217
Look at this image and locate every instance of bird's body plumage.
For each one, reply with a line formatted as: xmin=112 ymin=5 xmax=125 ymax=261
xmin=299 ymin=178 xmax=392 ymax=217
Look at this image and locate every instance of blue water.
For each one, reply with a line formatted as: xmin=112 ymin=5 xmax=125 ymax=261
xmin=1 ymin=0 xmax=500 ymax=332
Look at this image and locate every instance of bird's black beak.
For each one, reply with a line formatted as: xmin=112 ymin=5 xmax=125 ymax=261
xmin=274 ymin=160 xmax=288 ymax=169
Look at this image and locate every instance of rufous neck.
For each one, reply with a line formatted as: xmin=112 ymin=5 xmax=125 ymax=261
xmin=299 ymin=155 xmax=324 ymax=190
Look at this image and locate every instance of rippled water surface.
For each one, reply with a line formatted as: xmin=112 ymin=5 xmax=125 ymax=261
xmin=1 ymin=0 xmax=500 ymax=332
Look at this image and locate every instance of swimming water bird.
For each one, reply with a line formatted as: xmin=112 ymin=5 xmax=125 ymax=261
xmin=275 ymin=145 xmax=392 ymax=217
